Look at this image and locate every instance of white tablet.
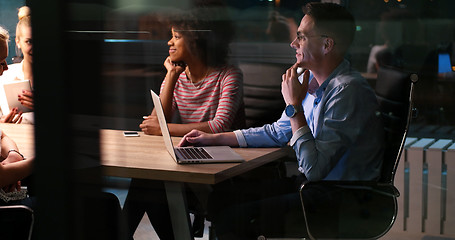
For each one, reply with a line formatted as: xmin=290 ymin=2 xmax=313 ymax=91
xmin=1 ymin=80 xmax=32 ymax=114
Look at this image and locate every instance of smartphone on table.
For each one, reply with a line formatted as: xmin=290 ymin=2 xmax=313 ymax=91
xmin=123 ymin=131 xmax=139 ymax=137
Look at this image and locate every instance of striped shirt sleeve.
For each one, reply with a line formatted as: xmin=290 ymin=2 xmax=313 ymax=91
xmin=207 ymin=67 xmax=243 ymax=133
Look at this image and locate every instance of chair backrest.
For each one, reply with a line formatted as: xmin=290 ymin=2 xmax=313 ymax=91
xmin=0 ymin=205 xmax=34 ymax=240
xmin=239 ymin=62 xmax=288 ymax=128
xmin=375 ymin=66 xmax=418 ymax=184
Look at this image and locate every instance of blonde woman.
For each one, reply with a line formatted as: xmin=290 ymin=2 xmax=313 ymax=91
xmin=0 ymin=26 xmax=23 ymax=123
xmin=0 ymin=6 xmax=34 ymax=124
xmin=0 ymin=27 xmax=34 ymax=208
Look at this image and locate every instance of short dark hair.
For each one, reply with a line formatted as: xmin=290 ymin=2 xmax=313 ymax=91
xmin=303 ymin=2 xmax=355 ymax=54
xmin=169 ymin=2 xmax=234 ymax=67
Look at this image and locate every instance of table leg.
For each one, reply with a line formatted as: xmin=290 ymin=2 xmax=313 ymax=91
xmin=164 ymin=181 xmax=193 ymax=240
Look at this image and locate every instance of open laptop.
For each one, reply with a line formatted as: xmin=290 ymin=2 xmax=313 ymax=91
xmin=151 ymin=90 xmax=244 ymax=164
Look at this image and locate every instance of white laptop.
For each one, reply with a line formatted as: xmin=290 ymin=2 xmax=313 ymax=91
xmin=151 ymin=90 xmax=244 ymax=164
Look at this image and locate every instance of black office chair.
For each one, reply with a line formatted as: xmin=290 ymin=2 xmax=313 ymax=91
xmin=298 ymin=66 xmax=418 ymax=239
xmin=0 ymin=205 xmax=34 ymax=240
xmin=239 ymin=62 xmax=287 ymax=128
xmin=255 ymin=66 xmax=418 ymax=240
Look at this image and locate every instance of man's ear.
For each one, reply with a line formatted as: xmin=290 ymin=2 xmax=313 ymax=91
xmin=323 ymin=37 xmax=335 ymax=55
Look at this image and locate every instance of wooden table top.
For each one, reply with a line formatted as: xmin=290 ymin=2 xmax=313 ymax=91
xmin=0 ymin=124 xmax=288 ymax=185
xmin=100 ymin=129 xmax=287 ymax=184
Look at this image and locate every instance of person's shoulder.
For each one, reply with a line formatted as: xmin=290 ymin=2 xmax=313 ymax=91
xmin=217 ymin=65 xmax=243 ymax=78
xmin=220 ymin=64 xmax=242 ymax=74
xmin=0 ymin=63 xmax=22 ymax=82
xmin=330 ymin=68 xmax=373 ymax=94
xmin=331 ymin=63 xmax=365 ymax=85
xmin=6 ymin=63 xmax=21 ymax=73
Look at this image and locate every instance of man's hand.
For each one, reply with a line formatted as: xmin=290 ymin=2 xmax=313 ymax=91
xmin=178 ymin=129 xmax=215 ymax=147
xmin=140 ymin=115 xmax=162 ymax=135
xmin=18 ymin=90 xmax=34 ymax=110
xmin=281 ymin=63 xmax=310 ymax=105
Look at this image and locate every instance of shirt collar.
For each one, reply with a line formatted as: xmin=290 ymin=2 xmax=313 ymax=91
xmin=308 ymin=59 xmax=350 ymax=99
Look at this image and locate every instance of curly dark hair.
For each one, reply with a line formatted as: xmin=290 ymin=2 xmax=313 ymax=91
xmin=169 ymin=2 xmax=234 ymax=67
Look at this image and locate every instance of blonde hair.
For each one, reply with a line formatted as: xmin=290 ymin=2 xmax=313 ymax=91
xmin=0 ymin=26 xmax=9 ymax=42
xmin=15 ymin=6 xmax=31 ymax=57
xmin=16 ymin=6 xmax=31 ymax=39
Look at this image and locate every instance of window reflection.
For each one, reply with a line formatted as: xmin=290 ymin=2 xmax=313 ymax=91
xmin=3 ymin=0 xmax=454 ymax=238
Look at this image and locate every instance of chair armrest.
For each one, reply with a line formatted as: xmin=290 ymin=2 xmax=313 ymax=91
xmin=0 ymin=205 xmax=34 ymax=240
xmin=300 ymin=180 xmax=400 ymax=198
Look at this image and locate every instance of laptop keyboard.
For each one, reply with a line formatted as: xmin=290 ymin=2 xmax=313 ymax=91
xmin=175 ymin=147 xmax=213 ymax=160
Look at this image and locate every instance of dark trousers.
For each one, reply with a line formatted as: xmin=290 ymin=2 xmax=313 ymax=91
xmin=207 ymin=173 xmax=309 ymax=240
xmin=122 ymin=179 xmax=175 ymax=240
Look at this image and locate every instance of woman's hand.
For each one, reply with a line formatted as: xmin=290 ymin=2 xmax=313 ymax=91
xmin=0 ymin=107 xmax=23 ymax=123
xmin=18 ymin=90 xmax=34 ymax=110
xmin=2 ymin=181 xmax=21 ymax=193
xmin=164 ymin=57 xmax=186 ymax=77
xmin=1 ymin=151 xmax=25 ymax=192
xmin=2 ymin=149 xmax=25 ymax=165
xmin=139 ymin=115 xmax=162 ymax=135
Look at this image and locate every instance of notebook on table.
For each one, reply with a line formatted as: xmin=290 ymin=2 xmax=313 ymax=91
xmin=150 ymin=90 xmax=244 ymax=164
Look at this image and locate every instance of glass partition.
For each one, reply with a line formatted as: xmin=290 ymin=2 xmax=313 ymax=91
xmin=18 ymin=0 xmax=455 ymax=238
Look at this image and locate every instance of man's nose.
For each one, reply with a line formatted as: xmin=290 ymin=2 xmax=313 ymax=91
xmin=290 ymin=38 xmax=298 ymax=49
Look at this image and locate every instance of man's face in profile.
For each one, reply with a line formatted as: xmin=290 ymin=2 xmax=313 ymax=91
xmin=290 ymin=15 xmax=326 ymax=70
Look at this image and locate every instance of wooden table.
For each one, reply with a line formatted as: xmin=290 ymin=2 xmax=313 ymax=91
xmin=0 ymin=124 xmax=288 ymax=239
xmin=100 ymin=129 xmax=288 ymax=239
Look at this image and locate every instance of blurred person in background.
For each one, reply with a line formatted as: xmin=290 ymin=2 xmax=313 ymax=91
xmin=0 ymin=6 xmax=34 ymax=124
xmin=0 ymin=25 xmax=23 ymax=123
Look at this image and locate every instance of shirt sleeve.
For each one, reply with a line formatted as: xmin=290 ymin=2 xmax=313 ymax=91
xmin=234 ymin=130 xmax=247 ymax=147
xmin=208 ymin=67 xmax=244 ymax=133
xmin=289 ymin=126 xmax=311 ymax=146
xmin=240 ymin=112 xmax=293 ymax=148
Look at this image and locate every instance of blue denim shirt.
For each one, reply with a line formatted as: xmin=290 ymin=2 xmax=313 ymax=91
xmin=235 ymin=60 xmax=384 ymax=181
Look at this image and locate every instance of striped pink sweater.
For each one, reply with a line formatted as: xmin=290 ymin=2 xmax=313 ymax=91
xmin=160 ymin=65 xmax=245 ymax=133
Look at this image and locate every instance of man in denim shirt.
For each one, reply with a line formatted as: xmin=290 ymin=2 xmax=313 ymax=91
xmin=179 ymin=2 xmax=384 ymax=239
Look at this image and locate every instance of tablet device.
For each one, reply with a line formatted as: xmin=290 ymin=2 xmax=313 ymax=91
xmin=1 ymin=80 xmax=32 ymax=114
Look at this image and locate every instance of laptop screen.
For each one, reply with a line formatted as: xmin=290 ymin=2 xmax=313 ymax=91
xmin=438 ymin=53 xmax=453 ymax=73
